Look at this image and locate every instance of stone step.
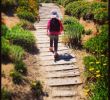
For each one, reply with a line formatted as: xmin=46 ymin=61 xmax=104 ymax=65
xmin=52 ymin=90 xmax=77 ymax=97
xmin=46 ymin=69 xmax=80 ymax=78
xmin=47 ymin=77 xmax=82 ymax=86
xmin=40 ymin=58 xmax=76 ymax=66
xmin=45 ymin=65 xmax=78 ymax=72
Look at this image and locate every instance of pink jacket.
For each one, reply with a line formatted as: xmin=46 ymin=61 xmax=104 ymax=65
xmin=47 ymin=19 xmax=63 ymax=35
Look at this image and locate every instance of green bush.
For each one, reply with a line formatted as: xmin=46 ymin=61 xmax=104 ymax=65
xmin=10 ymin=70 xmax=23 ymax=84
xmin=65 ymin=1 xmax=89 ymax=17
xmin=18 ymin=19 xmax=36 ymax=30
xmin=15 ymin=60 xmax=27 ymax=75
xmin=1 ymin=24 xmax=9 ymax=36
xmin=10 ymin=45 xmax=24 ymax=62
xmin=93 ymin=8 xmax=108 ymax=24
xmin=84 ymin=29 xmax=92 ymax=35
xmin=83 ymin=55 xmax=108 ymax=100
xmin=83 ymin=25 xmax=108 ymax=54
xmin=6 ymin=25 xmax=36 ymax=52
xmin=63 ymin=0 xmax=80 ymax=7
xmin=62 ymin=17 xmax=84 ymax=48
xmin=65 ymin=1 xmax=107 ymax=22
xmin=31 ymin=81 xmax=43 ymax=97
xmin=1 ymin=87 xmax=12 ymax=100
xmin=1 ymin=37 xmax=10 ymax=57
xmin=17 ymin=8 xmax=36 ymax=22
xmin=16 ymin=0 xmax=38 ymax=22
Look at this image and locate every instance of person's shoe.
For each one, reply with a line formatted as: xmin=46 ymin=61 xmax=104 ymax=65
xmin=54 ymin=53 xmax=59 ymax=59
xmin=49 ymin=47 xmax=54 ymax=52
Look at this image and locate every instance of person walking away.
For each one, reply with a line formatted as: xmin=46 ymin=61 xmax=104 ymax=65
xmin=47 ymin=10 xmax=63 ymax=59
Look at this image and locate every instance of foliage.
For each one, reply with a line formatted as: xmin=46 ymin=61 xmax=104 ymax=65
xmin=1 ymin=87 xmax=12 ymax=100
xmin=10 ymin=45 xmax=25 ymax=62
xmin=84 ymin=29 xmax=92 ymax=35
xmin=83 ymin=25 xmax=108 ymax=54
xmin=6 ymin=25 xmax=36 ymax=52
xmin=1 ymin=24 xmax=9 ymax=36
xmin=15 ymin=60 xmax=27 ymax=75
xmin=1 ymin=37 xmax=10 ymax=57
xmin=62 ymin=17 xmax=84 ymax=48
xmin=83 ymin=55 xmax=108 ymax=99
xmin=31 ymin=81 xmax=43 ymax=97
xmin=16 ymin=7 xmax=36 ymax=22
xmin=63 ymin=0 xmax=80 ymax=7
xmin=65 ymin=1 xmax=108 ymax=23
xmin=18 ymin=19 xmax=36 ymax=30
xmin=16 ymin=0 xmax=38 ymax=22
xmin=10 ymin=70 xmax=23 ymax=84
xmin=93 ymin=8 xmax=108 ymax=24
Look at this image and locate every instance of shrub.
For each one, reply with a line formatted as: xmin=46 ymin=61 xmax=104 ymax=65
xmin=31 ymin=81 xmax=43 ymax=97
xmin=65 ymin=1 xmax=107 ymax=22
xmin=83 ymin=55 xmax=108 ymax=100
xmin=63 ymin=0 xmax=80 ymax=7
xmin=62 ymin=17 xmax=84 ymax=48
xmin=93 ymin=8 xmax=108 ymax=24
xmin=17 ymin=8 xmax=36 ymax=22
xmin=1 ymin=87 xmax=12 ymax=100
xmin=10 ymin=70 xmax=23 ymax=84
xmin=15 ymin=60 xmax=27 ymax=75
xmin=18 ymin=19 xmax=36 ymax=30
xmin=9 ymin=45 xmax=24 ymax=62
xmin=83 ymin=25 xmax=108 ymax=54
xmin=1 ymin=24 xmax=9 ymax=36
xmin=6 ymin=25 xmax=36 ymax=52
xmin=84 ymin=29 xmax=92 ymax=35
xmin=16 ymin=0 xmax=38 ymax=22
xmin=1 ymin=37 xmax=10 ymax=57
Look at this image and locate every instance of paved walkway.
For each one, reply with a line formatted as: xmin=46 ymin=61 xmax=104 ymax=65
xmin=34 ymin=3 xmax=82 ymax=100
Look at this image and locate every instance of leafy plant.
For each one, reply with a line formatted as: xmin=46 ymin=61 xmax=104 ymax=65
xmin=10 ymin=70 xmax=23 ymax=84
xmin=1 ymin=37 xmax=10 ymax=57
xmin=83 ymin=25 xmax=108 ymax=54
xmin=1 ymin=24 xmax=9 ymax=36
xmin=31 ymin=81 xmax=43 ymax=97
xmin=1 ymin=87 xmax=12 ymax=100
xmin=62 ymin=17 xmax=84 ymax=48
xmin=15 ymin=60 xmax=27 ymax=75
xmin=6 ymin=25 xmax=36 ymax=52
xmin=85 ymin=29 xmax=92 ymax=35
xmin=18 ymin=19 xmax=36 ymax=30
xmin=9 ymin=45 xmax=24 ymax=62
xmin=83 ymin=55 xmax=108 ymax=99
xmin=93 ymin=8 xmax=108 ymax=24
xmin=16 ymin=0 xmax=38 ymax=22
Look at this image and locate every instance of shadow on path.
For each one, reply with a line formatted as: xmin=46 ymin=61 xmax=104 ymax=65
xmin=54 ymin=53 xmax=74 ymax=62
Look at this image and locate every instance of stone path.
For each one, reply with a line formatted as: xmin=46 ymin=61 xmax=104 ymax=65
xmin=34 ymin=3 xmax=82 ymax=100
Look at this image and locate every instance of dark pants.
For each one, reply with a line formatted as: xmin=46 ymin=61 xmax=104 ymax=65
xmin=50 ymin=35 xmax=58 ymax=52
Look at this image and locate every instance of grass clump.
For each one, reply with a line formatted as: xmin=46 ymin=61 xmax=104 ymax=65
xmin=10 ymin=70 xmax=23 ymax=84
xmin=62 ymin=17 xmax=84 ymax=48
xmin=15 ymin=60 xmax=27 ymax=75
xmin=1 ymin=87 xmax=12 ymax=100
xmin=31 ymin=81 xmax=43 ymax=97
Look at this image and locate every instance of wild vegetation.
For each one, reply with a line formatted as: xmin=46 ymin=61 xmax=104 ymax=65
xmin=1 ymin=0 xmax=43 ymax=99
xmin=57 ymin=0 xmax=108 ymax=99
